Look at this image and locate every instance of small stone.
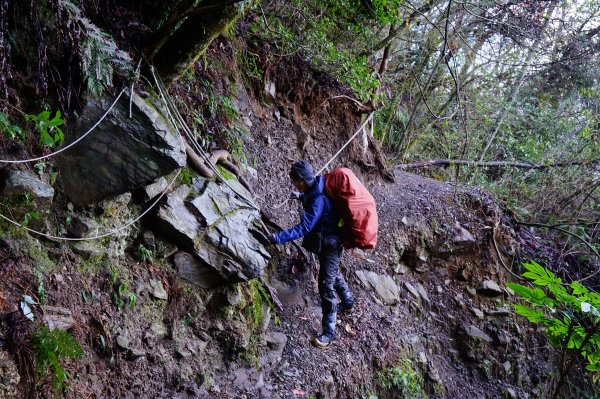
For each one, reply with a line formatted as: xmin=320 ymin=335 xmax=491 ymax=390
xmin=265 ymin=332 xmax=287 ymax=352
xmin=128 ymin=348 xmax=145 ymax=359
xmin=243 ymin=116 xmax=253 ymax=127
xmin=142 ymin=230 xmax=156 ymax=249
xmin=273 ymin=110 xmax=281 ymax=121
xmin=418 ymin=351 xmax=427 ymax=364
xmin=226 ymin=288 xmax=242 ymax=306
xmin=401 ymin=216 xmax=408 ymax=225
xmin=395 ymin=263 xmax=409 ymax=274
xmin=116 ymin=335 xmax=130 ymax=350
xmin=506 ymin=387 xmax=517 ymax=399
xmin=486 ymin=307 xmax=511 ymax=317
xmin=503 ymin=361 xmax=512 ymax=374
xmin=415 ymin=282 xmax=430 ymax=304
xmin=42 ymin=306 xmax=75 ymax=331
xmin=457 ymin=268 xmax=469 ymax=281
xmin=469 ymin=307 xmax=484 ymax=319
xmin=151 ymin=322 xmax=168 ymax=339
xmin=403 ymin=282 xmax=420 ymax=299
xmin=321 ymin=373 xmax=334 ymax=385
xmin=466 ymin=287 xmax=477 ymax=296
xmin=436 ymin=285 xmax=443 ymax=294
xmin=176 ymin=347 xmax=192 ymax=358
xmin=149 ymin=279 xmax=168 ymax=300
xmin=477 ymin=280 xmax=503 ymax=297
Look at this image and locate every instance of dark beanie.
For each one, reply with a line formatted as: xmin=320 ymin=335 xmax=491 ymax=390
xmin=289 ymin=160 xmax=315 ymax=186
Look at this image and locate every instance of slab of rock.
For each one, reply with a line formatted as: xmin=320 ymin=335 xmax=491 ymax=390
xmin=477 ymin=280 xmax=503 ymax=297
xmin=174 ymin=252 xmax=224 ymax=289
xmin=42 ymin=306 xmax=75 ymax=330
xmin=415 ymin=282 xmax=430 ymax=304
xmin=58 ymin=92 xmax=186 ymax=206
xmin=464 ymin=325 xmax=493 ymax=343
xmin=0 ymin=169 xmax=54 ymax=201
xmin=355 ymin=270 xmax=400 ymax=305
xmin=155 ymin=178 xmax=270 ymax=283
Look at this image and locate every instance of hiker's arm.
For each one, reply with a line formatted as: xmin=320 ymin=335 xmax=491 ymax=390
xmin=273 ymin=195 xmax=324 ymax=244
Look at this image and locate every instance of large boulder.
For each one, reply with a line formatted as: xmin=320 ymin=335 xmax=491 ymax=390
xmin=58 ymin=91 xmax=186 ymax=207
xmin=155 ymin=177 xmax=270 ymax=283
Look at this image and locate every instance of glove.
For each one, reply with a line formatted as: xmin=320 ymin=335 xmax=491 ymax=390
xmin=290 ymin=191 xmax=302 ymax=200
xmin=268 ymin=234 xmax=277 ymax=244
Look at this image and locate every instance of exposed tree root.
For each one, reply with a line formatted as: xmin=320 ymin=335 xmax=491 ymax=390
xmin=185 ymin=145 xmax=254 ymax=193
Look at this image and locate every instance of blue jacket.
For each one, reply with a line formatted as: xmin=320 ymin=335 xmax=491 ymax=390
xmin=273 ymin=176 xmax=340 ymax=244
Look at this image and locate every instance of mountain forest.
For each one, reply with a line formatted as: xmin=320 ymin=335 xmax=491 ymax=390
xmin=1 ymin=0 xmax=600 ymax=398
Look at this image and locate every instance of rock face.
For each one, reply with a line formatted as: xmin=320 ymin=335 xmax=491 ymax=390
xmin=155 ymin=178 xmax=270 ymax=283
xmin=58 ymin=91 xmax=186 ymax=207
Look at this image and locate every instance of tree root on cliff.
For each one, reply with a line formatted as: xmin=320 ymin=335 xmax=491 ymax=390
xmin=185 ymin=145 xmax=253 ymax=194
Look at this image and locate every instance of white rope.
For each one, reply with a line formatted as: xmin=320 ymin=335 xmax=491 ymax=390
xmin=264 ymin=112 xmax=375 ymax=211
xmin=149 ymin=65 xmax=260 ymax=211
xmin=0 ymin=89 xmax=185 ymax=241
xmin=0 ymin=89 xmax=126 ymax=164
xmin=316 ymin=112 xmax=374 ymax=175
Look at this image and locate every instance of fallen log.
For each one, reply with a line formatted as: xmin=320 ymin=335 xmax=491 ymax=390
xmin=396 ymin=159 xmax=598 ymax=170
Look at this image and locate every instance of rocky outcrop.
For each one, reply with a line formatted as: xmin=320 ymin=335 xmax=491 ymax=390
xmin=0 ymin=169 xmax=55 ymax=229
xmin=58 ymin=91 xmax=186 ymax=207
xmin=154 ymin=177 xmax=270 ymax=283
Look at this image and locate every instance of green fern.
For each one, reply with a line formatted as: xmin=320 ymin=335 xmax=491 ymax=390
xmin=31 ymin=325 xmax=84 ymax=397
xmin=59 ymin=0 xmax=132 ymax=96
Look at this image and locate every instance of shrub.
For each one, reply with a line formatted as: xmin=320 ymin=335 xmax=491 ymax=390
xmin=508 ymin=261 xmax=600 ymax=398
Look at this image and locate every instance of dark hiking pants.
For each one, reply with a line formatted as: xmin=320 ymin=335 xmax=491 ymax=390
xmin=318 ymin=235 xmax=353 ymax=337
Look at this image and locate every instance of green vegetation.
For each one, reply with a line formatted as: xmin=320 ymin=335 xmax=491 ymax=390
xmin=178 ymin=167 xmax=194 ymax=185
xmin=509 ymin=261 xmax=600 ymax=398
xmin=136 ymin=243 xmax=154 ymax=263
xmin=31 ymin=325 xmax=84 ymax=397
xmin=375 ymin=359 xmax=427 ymax=399
xmin=0 ymin=112 xmax=25 ymax=140
xmin=25 ymin=110 xmax=65 ymax=148
xmin=109 ymin=266 xmax=137 ymax=310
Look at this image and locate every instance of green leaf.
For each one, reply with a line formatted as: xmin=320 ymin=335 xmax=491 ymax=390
xmin=513 ymin=303 xmax=545 ymax=323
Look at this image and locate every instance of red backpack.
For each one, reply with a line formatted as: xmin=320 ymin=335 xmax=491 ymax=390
xmin=324 ymin=168 xmax=378 ymax=249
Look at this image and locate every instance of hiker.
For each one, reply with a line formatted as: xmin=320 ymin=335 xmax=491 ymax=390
xmin=268 ymin=160 xmax=354 ymax=348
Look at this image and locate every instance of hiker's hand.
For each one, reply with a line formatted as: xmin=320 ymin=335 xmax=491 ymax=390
xmin=268 ymin=234 xmax=277 ymax=244
xmin=290 ymin=191 xmax=302 ymax=200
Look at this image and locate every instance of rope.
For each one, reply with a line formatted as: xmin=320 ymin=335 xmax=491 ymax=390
xmin=316 ymin=113 xmax=374 ymax=175
xmin=148 ymin=64 xmax=260 ymax=211
xmin=0 ymin=89 xmax=185 ymax=241
xmin=0 ymin=89 xmax=126 ymax=164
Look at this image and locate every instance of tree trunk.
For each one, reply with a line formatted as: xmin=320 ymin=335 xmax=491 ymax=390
xmin=150 ymin=0 xmax=245 ymax=83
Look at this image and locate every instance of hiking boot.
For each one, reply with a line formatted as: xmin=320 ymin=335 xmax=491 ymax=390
xmin=312 ymin=333 xmax=334 ymax=348
xmin=337 ymin=301 xmax=354 ymax=314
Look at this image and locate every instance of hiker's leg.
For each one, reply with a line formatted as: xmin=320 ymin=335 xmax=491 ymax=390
xmin=317 ymin=237 xmax=343 ymax=337
xmin=334 ymin=271 xmax=354 ymax=311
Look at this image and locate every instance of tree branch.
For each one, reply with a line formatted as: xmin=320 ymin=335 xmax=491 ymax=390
xmin=396 ymin=159 xmax=598 ymax=170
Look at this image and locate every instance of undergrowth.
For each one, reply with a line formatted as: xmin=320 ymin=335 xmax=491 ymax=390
xmin=31 ymin=325 xmax=84 ymax=397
